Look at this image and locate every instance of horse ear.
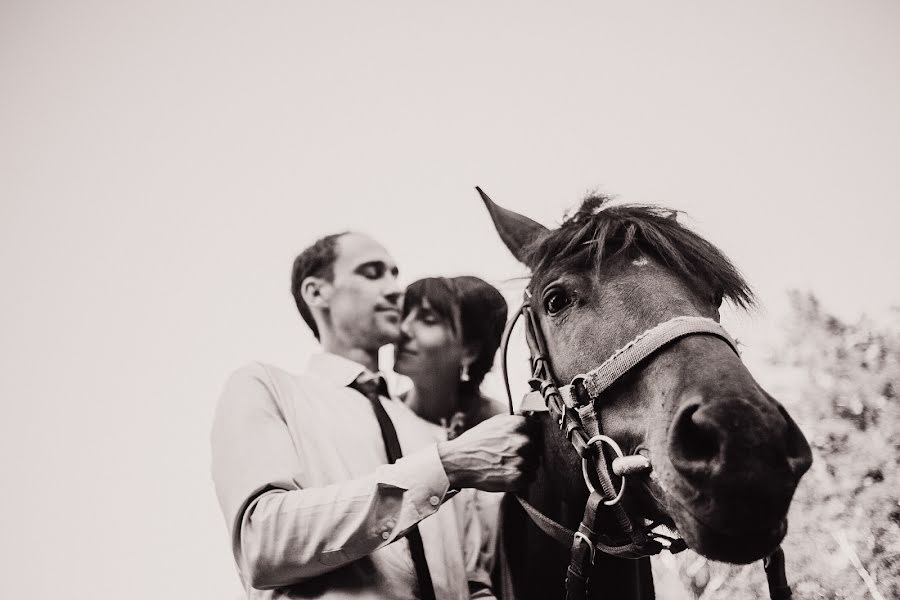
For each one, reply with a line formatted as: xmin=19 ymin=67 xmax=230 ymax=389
xmin=476 ymin=187 xmax=549 ymax=267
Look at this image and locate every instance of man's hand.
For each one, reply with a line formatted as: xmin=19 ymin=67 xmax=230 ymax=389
xmin=437 ymin=415 xmax=536 ymax=492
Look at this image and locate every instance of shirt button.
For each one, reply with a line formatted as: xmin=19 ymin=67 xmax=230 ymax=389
xmin=381 ymin=531 xmax=390 ymax=540
xmin=429 ymin=495 xmax=440 ymax=506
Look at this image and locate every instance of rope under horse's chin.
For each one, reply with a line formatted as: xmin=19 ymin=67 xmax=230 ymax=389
xmin=500 ymin=293 xmax=794 ymax=600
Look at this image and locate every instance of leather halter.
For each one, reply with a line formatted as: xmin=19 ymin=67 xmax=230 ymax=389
xmin=500 ymin=293 xmax=794 ymax=599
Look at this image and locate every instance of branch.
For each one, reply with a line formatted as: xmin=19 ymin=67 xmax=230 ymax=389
xmin=832 ymin=530 xmax=886 ymax=600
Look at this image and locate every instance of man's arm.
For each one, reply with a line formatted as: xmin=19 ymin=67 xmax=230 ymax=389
xmin=211 ymin=365 xmax=451 ymax=589
xmin=211 ymin=365 xmax=534 ymax=590
xmin=437 ymin=414 xmax=535 ymax=492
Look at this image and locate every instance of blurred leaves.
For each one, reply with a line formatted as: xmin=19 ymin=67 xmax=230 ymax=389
xmin=660 ymin=291 xmax=900 ymax=599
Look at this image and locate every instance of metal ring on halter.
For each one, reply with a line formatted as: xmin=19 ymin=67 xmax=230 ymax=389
xmin=581 ymin=434 xmax=627 ymax=506
xmin=572 ymin=531 xmax=596 ymax=563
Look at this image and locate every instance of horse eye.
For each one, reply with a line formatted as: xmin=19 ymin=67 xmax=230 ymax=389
xmin=544 ymin=290 xmax=572 ymax=315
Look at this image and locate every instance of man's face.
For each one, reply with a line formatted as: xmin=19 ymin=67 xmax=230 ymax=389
xmin=324 ymin=233 xmax=402 ymax=350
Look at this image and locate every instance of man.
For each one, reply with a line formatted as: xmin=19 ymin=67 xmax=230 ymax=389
xmin=211 ymin=231 xmax=533 ymax=599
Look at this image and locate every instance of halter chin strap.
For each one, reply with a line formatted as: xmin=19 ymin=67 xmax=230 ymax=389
xmin=501 ymin=296 xmax=792 ymax=599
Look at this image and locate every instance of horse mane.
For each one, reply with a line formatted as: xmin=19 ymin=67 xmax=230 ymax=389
xmin=525 ymin=195 xmax=755 ymax=309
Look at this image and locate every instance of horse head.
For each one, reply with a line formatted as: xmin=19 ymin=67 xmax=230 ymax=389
xmin=481 ymin=189 xmax=812 ymax=566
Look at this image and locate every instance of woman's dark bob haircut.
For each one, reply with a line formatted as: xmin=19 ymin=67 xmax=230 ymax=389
xmin=402 ymin=275 xmax=508 ymax=392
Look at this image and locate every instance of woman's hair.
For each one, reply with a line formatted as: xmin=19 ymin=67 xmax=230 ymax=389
xmin=402 ymin=275 xmax=508 ymax=392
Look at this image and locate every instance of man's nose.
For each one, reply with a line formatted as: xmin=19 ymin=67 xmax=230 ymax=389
xmin=399 ymin=314 xmax=413 ymax=338
xmin=383 ymin=276 xmax=402 ymax=307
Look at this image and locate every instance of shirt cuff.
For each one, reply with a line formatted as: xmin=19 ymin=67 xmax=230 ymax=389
xmin=377 ymin=443 xmax=451 ymax=519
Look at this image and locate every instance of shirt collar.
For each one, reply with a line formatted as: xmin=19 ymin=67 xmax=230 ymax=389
xmin=307 ymin=352 xmax=383 ymax=388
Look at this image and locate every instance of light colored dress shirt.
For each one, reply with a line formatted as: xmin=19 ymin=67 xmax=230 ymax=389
xmin=211 ymin=354 xmax=483 ymax=599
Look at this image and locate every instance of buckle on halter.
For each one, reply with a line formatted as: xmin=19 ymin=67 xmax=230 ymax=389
xmin=568 ymin=375 xmax=591 ymax=407
xmin=572 ymin=531 xmax=596 ymax=564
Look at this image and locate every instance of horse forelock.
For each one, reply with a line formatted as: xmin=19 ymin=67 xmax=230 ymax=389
xmin=524 ymin=196 xmax=755 ymax=309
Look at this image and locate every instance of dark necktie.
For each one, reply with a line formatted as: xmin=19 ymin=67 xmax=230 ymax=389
xmin=349 ymin=375 xmax=437 ymax=600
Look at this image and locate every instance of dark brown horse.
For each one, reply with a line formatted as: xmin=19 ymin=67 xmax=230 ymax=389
xmin=480 ymin=191 xmax=813 ymax=599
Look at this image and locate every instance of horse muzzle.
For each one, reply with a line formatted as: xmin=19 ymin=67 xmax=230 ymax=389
xmin=662 ymin=392 xmax=813 ymax=563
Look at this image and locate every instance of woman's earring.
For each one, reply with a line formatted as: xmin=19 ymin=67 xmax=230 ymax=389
xmin=460 ymin=364 xmax=470 ymax=382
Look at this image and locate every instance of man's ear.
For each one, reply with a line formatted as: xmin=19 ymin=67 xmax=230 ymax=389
xmin=300 ymin=276 xmax=331 ymax=309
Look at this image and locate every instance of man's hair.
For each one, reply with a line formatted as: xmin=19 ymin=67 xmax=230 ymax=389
xmin=290 ymin=232 xmax=348 ymax=340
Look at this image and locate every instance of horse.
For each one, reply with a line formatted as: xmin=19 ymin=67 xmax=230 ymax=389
xmin=478 ymin=189 xmax=813 ymax=600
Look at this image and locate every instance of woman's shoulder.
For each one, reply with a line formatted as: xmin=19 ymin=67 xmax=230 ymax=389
xmin=468 ymin=393 xmax=507 ymax=426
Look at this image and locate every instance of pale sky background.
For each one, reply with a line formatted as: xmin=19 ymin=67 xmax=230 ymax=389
xmin=1 ymin=1 xmax=898 ymax=598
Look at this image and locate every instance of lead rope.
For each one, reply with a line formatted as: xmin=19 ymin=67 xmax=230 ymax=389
xmin=498 ymin=299 xmax=524 ymax=416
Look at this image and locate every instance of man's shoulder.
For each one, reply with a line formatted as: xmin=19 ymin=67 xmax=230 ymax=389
xmin=218 ymin=361 xmax=333 ymax=417
xmin=223 ymin=361 xmax=324 ymax=397
xmin=225 ymin=358 xmax=351 ymax=396
xmin=227 ymin=361 xmax=295 ymax=383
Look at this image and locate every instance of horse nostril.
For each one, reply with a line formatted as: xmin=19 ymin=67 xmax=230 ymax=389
xmin=669 ymin=401 xmax=723 ymax=478
xmin=778 ymin=404 xmax=814 ymax=478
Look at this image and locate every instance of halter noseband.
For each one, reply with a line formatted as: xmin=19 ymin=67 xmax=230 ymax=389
xmin=500 ymin=293 xmax=793 ymax=600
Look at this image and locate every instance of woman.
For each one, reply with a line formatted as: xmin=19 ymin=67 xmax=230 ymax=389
xmin=394 ymin=275 xmax=508 ymax=437
xmin=394 ymin=275 xmax=509 ymax=598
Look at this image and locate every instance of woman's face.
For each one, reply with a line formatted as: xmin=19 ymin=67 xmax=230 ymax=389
xmin=394 ymin=298 xmax=465 ymax=382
